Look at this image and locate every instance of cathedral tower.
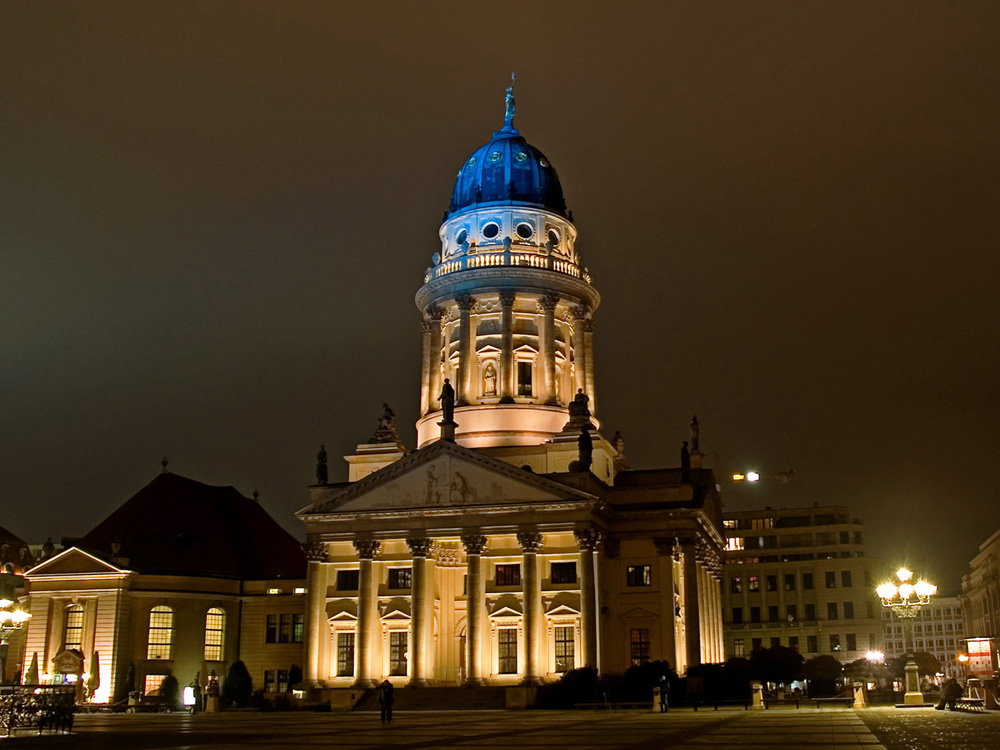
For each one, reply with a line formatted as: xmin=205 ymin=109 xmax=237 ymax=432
xmin=415 ymin=83 xmax=600 ymax=448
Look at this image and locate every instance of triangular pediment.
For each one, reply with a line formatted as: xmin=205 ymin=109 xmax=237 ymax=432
xmin=26 ymin=547 xmax=127 ymax=578
xmin=299 ymin=441 xmax=596 ymax=516
xmin=620 ymin=606 xmax=658 ymax=620
xmin=545 ymin=603 xmax=581 ymax=617
xmin=488 ymin=605 xmax=523 ymax=618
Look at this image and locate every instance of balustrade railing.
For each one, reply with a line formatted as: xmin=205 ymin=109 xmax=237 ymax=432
xmin=424 ymin=250 xmax=591 ymax=285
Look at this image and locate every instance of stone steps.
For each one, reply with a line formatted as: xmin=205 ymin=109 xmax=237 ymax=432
xmin=354 ymin=686 xmax=508 ymax=711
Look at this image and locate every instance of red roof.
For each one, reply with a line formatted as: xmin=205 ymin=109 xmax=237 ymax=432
xmin=80 ymin=473 xmax=305 ymax=580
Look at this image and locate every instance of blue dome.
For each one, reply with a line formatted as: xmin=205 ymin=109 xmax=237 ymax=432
xmin=448 ymin=125 xmax=567 ymax=219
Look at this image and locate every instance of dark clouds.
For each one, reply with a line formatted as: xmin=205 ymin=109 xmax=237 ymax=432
xmin=2 ymin=1 xmax=998 ymax=593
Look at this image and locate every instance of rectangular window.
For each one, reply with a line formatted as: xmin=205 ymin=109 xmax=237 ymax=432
xmin=841 ymin=571 xmax=852 ymax=588
xmin=825 ymin=572 xmax=836 ymax=588
xmin=730 ymin=576 xmax=742 ymax=594
xmin=770 ymin=637 xmax=781 ymax=648
xmin=766 ymin=575 xmax=778 ymax=592
xmin=64 ymin=607 xmax=84 ymax=651
xmin=827 ymin=602 xmax=838 ymax=620
xmin=787 ymin=604 xmax=797 ymax=621
xmin=843 ymin=602 xmax=854 ymax=619
xmin=517 ymin=361 xmax=533 ymax=397
xmin=554 ymin=626 xmax=575 ymax=672
xmin=630 ymin=628 xmax=651 ymax=666
xmin=144 ymin=674 xmax=167 ymax=695
xmin=496 ymin=564 xmax=521 ymax=586
xmin=292 ymin=613 xmax=305 ymax=643
xmin=388 ymin=568 xmax=412 ymax=589
xmin=803 ymin=573 xmax=814 ymax=590
xmin=750 ymin=606 xmax=761 ymax=623
xmin=551 ymin=562 xmax=577 ymax=585
xmin=277 ymin=670 xmax=289 ymax=694
xmin=389 ymin=631 xmax=408 ymax=676
xmin=734 ymin=638 xmax=744 ymax=657
xmin=751 ymin=637 xmax=762 ymax=652
xmin=732 ymin=607 xmax=743 ymax=624
xmin=805 ymin=603 xmax=816 ymax=621
xmin=830 ymin=634 xmax=841 ymax=652
xmin=279 ymin=613 xmax=291 ymax=643
xmin=626 ymin=565 xmax=652 ymax=587
xmin=768 ymin=605 xmax=779 ymax=623
xmin=499 ymin=629 xmax=518 ymax=673
xmin=748 ymin=575 xmax=760 ymax=592
xmin=337 ymin=633 xmax=355 ymax=677
xmin=788 ymin=636 xmax=799 ymax=651
xmin=146 ymin=607 xmax=174 ymax=660
xmin=337 ymin=569 xmax=360 ymax=590
xmin=264 ymin=670 xmax=275 ymax=693
xmin=784 ymin=573 xmax=796 ymax=591
xmin=847 ymin=633 xmax=857 ymax=651
xmin=265 ymin=614 xmax=278 ymax=643
xmin=807 ymin=635 xmax=818 ymax=653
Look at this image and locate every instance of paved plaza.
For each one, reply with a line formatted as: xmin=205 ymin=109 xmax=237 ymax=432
xmin=1 ymin=707 xmax=998 ymax=750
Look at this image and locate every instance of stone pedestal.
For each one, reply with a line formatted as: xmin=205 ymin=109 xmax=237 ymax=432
xmin=902 ymin=658 xmax=923 ymax=705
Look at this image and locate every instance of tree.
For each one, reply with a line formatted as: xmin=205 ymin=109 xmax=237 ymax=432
xmin=802 ymin=655 xmax=843 ymax=697
xmin=159 ymin=675 xmax=180 ymax=711
xmin=222 ymin=661 xmax=253 ymax=708
xmin=888 ymin=651 xmax=940 ymax=678
xmin=749 ymin=646 xmax=804 ymax=686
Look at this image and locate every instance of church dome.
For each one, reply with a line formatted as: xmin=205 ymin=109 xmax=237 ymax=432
xmin=447 ymin=124 xmax=567 ymax=219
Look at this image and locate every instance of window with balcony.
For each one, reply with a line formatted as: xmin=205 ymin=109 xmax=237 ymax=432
xmin=732 ymin=607 xmax=743 ymax=624
xmin=750 ymin=607 xmax=761 ymax=623
xmin=846 ymin=633 xmax=857 ymax=651
xmin=830 ymin=634 xmax=841 ymax=652
xmin=768 ymin=605 xmax=779 ymax=622
xmin=805 ymin=603 xmax=816 ymax=621
xmin=787 ymin=604 xmax=797 ymax=621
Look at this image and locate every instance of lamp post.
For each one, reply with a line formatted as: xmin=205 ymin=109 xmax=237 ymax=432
xmin=0 ymin=596 xmax=32 ymax=681
xmin=876 ymin=567 xmax=936 ymax=706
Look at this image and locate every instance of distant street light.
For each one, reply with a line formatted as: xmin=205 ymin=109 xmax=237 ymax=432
xmin=730 ymin=469 xmax=794 ymax=483
xmin=876 ymin=567 xmax=937 ymax=706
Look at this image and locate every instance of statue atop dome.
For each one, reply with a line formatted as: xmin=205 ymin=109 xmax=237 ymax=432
xmin=504 ymin=72 xmax=516 ymax=127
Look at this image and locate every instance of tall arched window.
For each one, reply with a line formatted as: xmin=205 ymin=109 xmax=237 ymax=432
xmin=64 ymin=604 xmax=84 ymax=651
xmin=204 ymin=607 xmax=225 ymax=661
xmin=147 ymin=606 xmax=174 ymax=660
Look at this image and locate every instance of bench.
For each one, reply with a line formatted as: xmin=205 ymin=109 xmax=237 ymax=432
xmin=955 ymin=697 xmax=985 ymax=713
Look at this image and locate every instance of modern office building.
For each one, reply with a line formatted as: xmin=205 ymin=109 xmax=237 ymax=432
xmin=881 ymin=595 xmax=966 ymax=679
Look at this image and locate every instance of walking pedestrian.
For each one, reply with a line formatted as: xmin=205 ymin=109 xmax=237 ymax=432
xmin=377 ymin=679 xmax=394 ymax=724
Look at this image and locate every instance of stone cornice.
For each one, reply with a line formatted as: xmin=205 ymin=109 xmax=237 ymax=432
xmin=416 ymin=267 xmax=599 ymax=312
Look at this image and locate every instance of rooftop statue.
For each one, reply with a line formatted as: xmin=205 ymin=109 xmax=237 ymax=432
xmin=439 ymin=378 xmax=456 ymax=424
xmin=370 ymin=403 xmax=400 ymax=443
xmin=690 ymin=415 xmax=700 ymax=452
xmin=316 ymin=444 xmax=328 ymax=485
xmin=504 ymin=72 xmax=516 ymax=125
xmin=578 ymin=426 xmax=593 ymax=473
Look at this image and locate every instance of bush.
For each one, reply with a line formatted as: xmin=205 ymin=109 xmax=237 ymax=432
xmin=537 ymin=667 xmax=603 ymax=708
xmin=618 ymin=660 xmax=676 ymax=703
xmin=159 ymin=675 xmax=180 ymax=711
xmin=222 ymin=661 xmax=253 ymax=708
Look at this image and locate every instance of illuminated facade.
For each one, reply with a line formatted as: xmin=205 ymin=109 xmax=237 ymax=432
xmin=721 ymin=505 xmax=883 ymax=663
xmin=298 ymin=90 xmax=726 ymax=693
xmin=961 ymin=528 xmax=1000 ymax=648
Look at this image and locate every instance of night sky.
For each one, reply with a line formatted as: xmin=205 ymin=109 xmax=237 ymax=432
xmin=3 ymin=2 xmax=998 ymax=595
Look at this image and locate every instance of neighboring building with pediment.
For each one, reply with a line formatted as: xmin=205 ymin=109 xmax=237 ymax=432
xmin=297 ymin=90 xmax=726 ymax=693
xmin=19 ymin=472 xmax=306 ymax=703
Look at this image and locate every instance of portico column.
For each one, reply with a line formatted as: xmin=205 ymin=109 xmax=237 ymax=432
xmin=499 ymin=291 xmax=515 ymax=403
xmin=427 ymin=307 xmax=443 ymax=413
xmin=420 ymin=318 xmax=432 ymax=415
xmin=517 ymin=531 xmax=542 ymax=684
xmin=540 ymin=294 xmax=559 ymax=405
xmin=455 ymin=294 xmax=474 ymax=406
xmin=583 ymin=317 xmax=596 ymax=415
xmin=574 ymin=529 xmax=602 ymax=670
xmin=407 ymin=537 xmax=432 ymax=686
xmin=654 ymin=538 xmax=678 ymax=669
xmin=571 ymin=305 xmax=588 ymax=397
xmin=462 ymin=534 xmax=488 ymax=685
xmin=303 ymin=542 xmax=329 ymax=687
xmin=353 ymin=539 xmax=381 ymax=687
xmin=682 ymin=540 xmax=701 ymax=668
xmin=712 ymin=568 xmax=724 ymax=662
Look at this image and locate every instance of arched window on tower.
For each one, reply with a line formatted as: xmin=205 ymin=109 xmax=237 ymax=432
xmin=204 ymin=607 xmax=225 ymax=661
xmin=147 ymin=606 xmax=174 ymax=660
xmin=64 ymin=604 xmax=84 ymax=651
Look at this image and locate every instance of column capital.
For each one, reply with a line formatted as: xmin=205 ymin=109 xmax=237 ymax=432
xmin=498 ymin=290 xmax=516 ymax=307
xmin=653 ymin=537 xmax=676 ymax=557
xmin=583 ymin=318 xmax=596 ymax=333
xmin=461 ymin=534 xmax=488 ymax=555
xmin=427 ymin=305 xmax=444 ymax=321
xmin=353 ymin=539 xmax=381 ymax=560
xmin=456 ymin=293 xmax=475 ymax=311
xmin=570 ymin=303 xmax=591 ymax=321
xmin=303 ymin=541 xmax=329 ymax=562
xmin=420 ymin=319 xmax=433 ymax=334
xmin=517 ymin=531 xmax=543 ymax=553
xmin=573 ymin=528 xmax=603 ymax=552
xmin=540 ymin=293 xmax=559 ymax=311
xmin=406 ymin=537 xmax=433 ymax=558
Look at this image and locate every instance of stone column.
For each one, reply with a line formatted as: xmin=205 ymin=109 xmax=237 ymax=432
xmin=682 ymin=540 xmax=701 ymax=668
xmin=654 ymin=538 xmax=678 ymax=669
xmin=499 ymin=291 xmax=515 ymax=403
xmin=353 ymin=539 xmax=381 ymax=687
xmin=427 ymin=307 xmax=443 ymax=413
xmin=571 ymin=305 xmax=588 ymax=397
xmin=540 ymin=294 xmax=559 ymax=405
xmin=574 ymin=529 xmax=602 ymax=670
xmin=462 ymin=534 xmax=488 ymax=685
xmin=583 ymin=317 xmax=596 ymax=415
xmin=407 ymin=537 xmax=432 ymax=686
xmin=455 ymin=294 xmax=474 ymax=406
xmin=303 ymin=542 xmax=329 ymax=687
xmin=517 ymin=531 xmax=543 ymax=684
xmin=420 ymin=317 xmax=432 ymax=415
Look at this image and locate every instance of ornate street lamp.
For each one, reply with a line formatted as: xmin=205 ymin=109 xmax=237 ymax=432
xmin=0 ymin=596 xmax=32 ymax=681
xmin=876 ymin=567 xmax=936 ymax=706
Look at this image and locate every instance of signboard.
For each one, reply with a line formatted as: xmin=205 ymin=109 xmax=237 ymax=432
xmin=966 ymin=638 xmax=995 ymax=678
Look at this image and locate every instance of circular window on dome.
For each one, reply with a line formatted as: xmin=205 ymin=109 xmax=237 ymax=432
xmin=482 ymin=222 xmax=500 ymax=239
xmin=547 ymin=229 xmax=560 ymax=247
xmin=467 ymin=156 xmax=478 ymax=167
xmin=456 ymin=229 xmax=468 ymax=246
xmin=516 ymin=223 xmax=534 ymax=240
xmin=515 ymin=151 xmax=528 ymax=162
xmin=539 ymin=157 xmax=549 ymax=168
xmin=488 ymin=151 xmax=503 ymax=163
